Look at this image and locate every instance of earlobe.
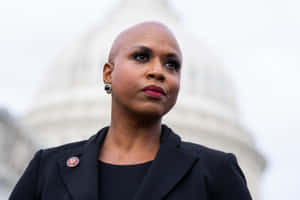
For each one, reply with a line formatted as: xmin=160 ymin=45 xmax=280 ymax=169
xmin=102 ymin=62 xmax=114 ymax=84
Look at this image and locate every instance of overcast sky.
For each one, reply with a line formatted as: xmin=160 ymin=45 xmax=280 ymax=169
xmin=0 ymin=0 xmax=299 ymax=199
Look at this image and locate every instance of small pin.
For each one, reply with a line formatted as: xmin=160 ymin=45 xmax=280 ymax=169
xmin=66 ymin=156 xmax=80 ymax=168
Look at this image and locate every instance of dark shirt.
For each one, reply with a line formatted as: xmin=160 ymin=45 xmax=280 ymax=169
xmin=98 ymin=160 xmax=152 ymax=200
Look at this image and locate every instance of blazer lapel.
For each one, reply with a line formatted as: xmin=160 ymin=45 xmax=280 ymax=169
xmin=134 ymin=125 xmax=199 ymax=200
xmin=57 ymin=127 xmax=109 ymax=200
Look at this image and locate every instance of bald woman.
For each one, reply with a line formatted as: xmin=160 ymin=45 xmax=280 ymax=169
xmin=9 ymin=22 xmax=252 ymax=200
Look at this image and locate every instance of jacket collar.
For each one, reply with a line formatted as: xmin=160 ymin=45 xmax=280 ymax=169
xmin=57 ymin=127 xmax=109 ymax=200
xmin=133 ymin=125 xmax=198 ymax=200
xmin=57 ymin=125 xmax=198 ymax=200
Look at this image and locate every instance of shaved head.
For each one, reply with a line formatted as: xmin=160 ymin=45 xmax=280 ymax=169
xmin=108 ymin=21 xmax=181 ymax=64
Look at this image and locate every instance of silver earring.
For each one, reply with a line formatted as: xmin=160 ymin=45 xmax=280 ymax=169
xmin=104 ymin=83 xmax=112 ymax=94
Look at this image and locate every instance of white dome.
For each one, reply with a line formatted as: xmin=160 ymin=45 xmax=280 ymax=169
xmin=23 ymin=1 xmax=265 ymax=199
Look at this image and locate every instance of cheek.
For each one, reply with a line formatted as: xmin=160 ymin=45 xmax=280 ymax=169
xmin=112 ymin=66 xmax=132 ymax=85
xmin=111 ymin=65 xmax=140 ymax=96
xmin=169 ymin=76 xmax=181 ymax=96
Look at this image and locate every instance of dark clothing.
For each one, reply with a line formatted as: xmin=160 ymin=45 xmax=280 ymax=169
xmin=98 ymin=160 xmax=152 ymax=200
xmin=9 ymin=124 xmax=252 ymax=200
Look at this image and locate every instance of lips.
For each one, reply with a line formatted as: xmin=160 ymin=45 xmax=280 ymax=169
xmin=142 ymin=85 xmax=166 ymax=98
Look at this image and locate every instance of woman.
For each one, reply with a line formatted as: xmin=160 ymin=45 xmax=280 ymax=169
xmin=9 ymin=22 xmax=252 ymax=200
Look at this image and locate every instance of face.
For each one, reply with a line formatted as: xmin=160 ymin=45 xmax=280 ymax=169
xmin=103 ymin=24 xmax=182 ymax=119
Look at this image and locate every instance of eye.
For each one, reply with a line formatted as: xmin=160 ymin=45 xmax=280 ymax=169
xmin=165 ymin=60 xmax=180 ymax=71
xmin=132 ymin=52 xmax=149 ymax=62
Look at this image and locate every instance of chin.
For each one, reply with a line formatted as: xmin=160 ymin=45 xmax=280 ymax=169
xmin=137 ymin=109 xmax=164 ymax=119
xmin=135 ymin=105 xmax=173 ymax=120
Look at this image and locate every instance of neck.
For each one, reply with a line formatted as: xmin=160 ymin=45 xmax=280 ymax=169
xmin=98 ymin=102 xmax=162 ymax=164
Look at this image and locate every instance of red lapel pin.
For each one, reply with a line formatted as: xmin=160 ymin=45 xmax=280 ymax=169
xmin=66 ymin=156 xmax=80 ymax=168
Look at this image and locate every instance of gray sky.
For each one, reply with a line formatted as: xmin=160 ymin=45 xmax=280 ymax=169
xmin=0 ymin=0 xmax=299 ymax=199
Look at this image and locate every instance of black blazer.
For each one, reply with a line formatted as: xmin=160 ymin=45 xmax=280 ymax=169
xmin=9 ymin=125 xmax=252 ymax=200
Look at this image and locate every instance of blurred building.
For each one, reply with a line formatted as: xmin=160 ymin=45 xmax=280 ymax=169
xmin=0 ymin=109 xmax=36 ymax=199
xmin=1 ymin=0 xmax=265 ymax=199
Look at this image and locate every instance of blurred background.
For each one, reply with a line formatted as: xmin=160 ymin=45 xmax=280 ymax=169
xmin=0 ymin=0 xmax=299 ymax=199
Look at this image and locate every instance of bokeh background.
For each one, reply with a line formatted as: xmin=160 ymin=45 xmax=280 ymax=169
xmin=1 ymin=0 xmax=299 ymax=199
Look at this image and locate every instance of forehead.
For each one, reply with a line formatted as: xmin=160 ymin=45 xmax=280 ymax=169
xmin=115 ymin=24 xmax=182 ymax=57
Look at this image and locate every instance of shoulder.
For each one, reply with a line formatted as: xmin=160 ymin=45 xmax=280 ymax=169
xmin=180 ymin=140 xmax=243 ymax=171
xmin=41 ymin=140 xmax=87 ymax=156
xmin=163 ymin=124 xmax=233 ymax=167
xmin=160 ymin=123 xmax=232 ymax=164
xmin=8 ymin=138 xmax=92 ymax=199
xmin=179 ymin=140 xmax=248 ymax=188
xmin=180 ymin=141 xmax=227 ymax=158
xmin=179 ymin=139 xmax=250 ymax=197
xmin=163 ymin=123 xmax=244 ymax=178
xmin=163 ymin=125 xmax=246 ymax=183
xmin=33 ymin=133 xmax=97 ymax=166
xmin=28 ymin=126 xmax=109 ymax=169
xmin=35 ymin=139 xmax=86 ymax=160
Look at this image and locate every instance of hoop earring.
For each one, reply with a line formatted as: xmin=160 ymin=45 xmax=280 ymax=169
xmin=104 ymin=83 xmax=112 ymax=94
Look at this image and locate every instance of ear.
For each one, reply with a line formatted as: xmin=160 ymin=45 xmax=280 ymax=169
xmin=103 ymin=62 xmax=114 ymax=84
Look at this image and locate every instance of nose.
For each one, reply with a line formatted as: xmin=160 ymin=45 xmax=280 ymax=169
xmin=146 ymin=59 xmax=165 ymax=81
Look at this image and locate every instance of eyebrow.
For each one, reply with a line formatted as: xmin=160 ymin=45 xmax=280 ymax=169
xmin=130 ymin=45 xmax=152 ymax=53
xmin=165 ymin=53 xmax=181 ymax=62
xmin=130 ymin=45 xmax=181 ymax=61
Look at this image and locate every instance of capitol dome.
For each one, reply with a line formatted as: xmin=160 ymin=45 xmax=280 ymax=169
xmin=23 ymin=0 xmax=265 ymax=199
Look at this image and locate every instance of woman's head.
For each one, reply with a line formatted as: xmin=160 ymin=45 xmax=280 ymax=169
xmin=103 ymin=22 xmax=182 ymax=119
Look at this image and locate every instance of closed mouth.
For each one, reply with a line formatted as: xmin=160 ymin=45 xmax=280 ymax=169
xmin=142 ymin=85 xmax=166 ymax=96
